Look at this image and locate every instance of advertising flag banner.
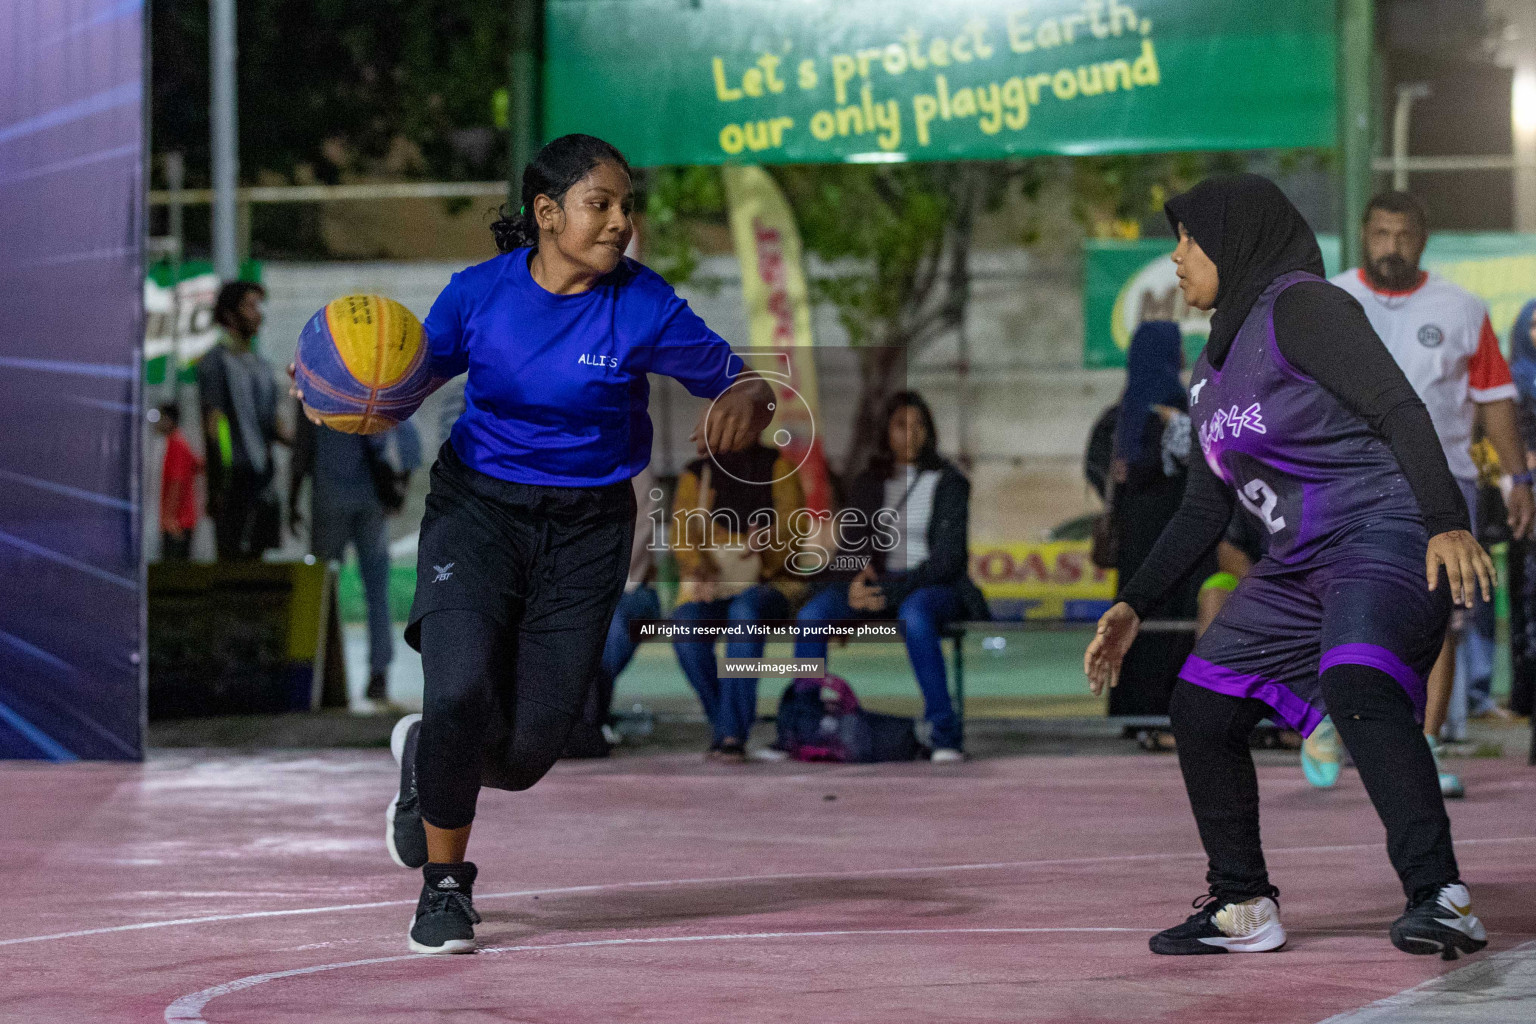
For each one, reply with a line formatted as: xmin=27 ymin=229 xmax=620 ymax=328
xmin=722 ymin=164 xmax=832 ymax=515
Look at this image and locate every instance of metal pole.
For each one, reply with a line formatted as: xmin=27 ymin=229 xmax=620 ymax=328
xmin=1515 ymin=64 xmax=1536 ymax=232
xmin=210 ymin=0 xmax=239 ymax=280
xmin=1337 ymin=0 xmax=1375 ymax=272
xmin=164 ymin=152 xmax=185 ymax=382
xmin=1391 ymin=83 xmax=1430 ymax=192
xmin=507 ymin=0 xmax=542 ymax=208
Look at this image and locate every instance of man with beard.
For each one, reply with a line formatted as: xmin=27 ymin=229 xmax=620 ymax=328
xmin=1331 ymin=191 xmax=1533 ymax=798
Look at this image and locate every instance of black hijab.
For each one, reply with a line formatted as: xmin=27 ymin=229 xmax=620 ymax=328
xmin=1164 ymin=174 xmax=1324 ymax=369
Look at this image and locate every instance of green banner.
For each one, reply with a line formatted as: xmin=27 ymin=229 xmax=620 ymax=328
xmin=1084 ymin=234 xmax=1536 ymax=368
xmin=144 ymin=260 xmax=261 ymax=385
xmin=544 ymin=0 xmax=1335 ymax=167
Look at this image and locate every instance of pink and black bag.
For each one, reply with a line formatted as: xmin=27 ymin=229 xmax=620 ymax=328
xmin=773 ymin=675 xmax=921 ymax=763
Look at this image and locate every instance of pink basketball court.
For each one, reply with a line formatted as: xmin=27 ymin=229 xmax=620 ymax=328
xmin=4 ymin=751 xmax=1532 ymax=1023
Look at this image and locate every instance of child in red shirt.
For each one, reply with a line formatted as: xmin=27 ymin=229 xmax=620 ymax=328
xmin=157 ymin=404 xmax=203 ymax=560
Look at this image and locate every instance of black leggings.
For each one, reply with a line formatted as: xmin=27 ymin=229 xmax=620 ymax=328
xmin=417 ymin=605 xmax=619 ymax=829
xmin=1170 ymin=665 xmax=1458 ymax=900
xmin=409 ymin=446 xmax=633 ymax=831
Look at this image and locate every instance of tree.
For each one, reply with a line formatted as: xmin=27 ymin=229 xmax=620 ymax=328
xmin=645 ymin=161 xmax=1015 ymax=476
xmin=152 ymin=0 xmax=511 ymax=186
xmin=642 ymin=154 xmax=1235 ymax=477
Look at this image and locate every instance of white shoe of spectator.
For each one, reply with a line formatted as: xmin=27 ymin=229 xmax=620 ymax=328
xmin=750 ymin=746 xmax=790 ymax=762
xmin=930 ymin=748 xmax=965 ymax=764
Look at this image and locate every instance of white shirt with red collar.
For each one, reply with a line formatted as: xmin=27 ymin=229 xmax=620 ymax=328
xmin=1332 ymin=268 xmax=1515 ymax=481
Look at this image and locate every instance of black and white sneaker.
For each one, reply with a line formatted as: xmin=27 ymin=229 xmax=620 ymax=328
xmin=409 ymin=862 xmax=481 ymax=954
xmin=1391 ymin=882 xmax=1487 ymax=960
xmin=1149 ymin=888 xmax=1287 ymax=955
xmin=387 ymin=715 xmax=428 ymax=869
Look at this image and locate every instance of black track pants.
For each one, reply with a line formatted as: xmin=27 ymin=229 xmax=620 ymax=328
xmin=408 ymin=444 xmax=633 ymax=830
xmin=1170 ymin=665 xmax=1459 ymax=900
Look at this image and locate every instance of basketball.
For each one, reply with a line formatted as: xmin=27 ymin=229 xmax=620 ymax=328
xmin=294 ymin=294 xmax=431 ymax=434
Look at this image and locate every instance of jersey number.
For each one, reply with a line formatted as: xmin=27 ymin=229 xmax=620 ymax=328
xmin=1238 ymin=479 xmax=1287 ymax=534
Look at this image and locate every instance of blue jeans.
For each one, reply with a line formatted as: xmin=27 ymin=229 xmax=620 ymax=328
xmin=580 ymin=585 xmax=659 ymax=730
xmin=603 ymin=585 xmax=660 ymax=684
xmin=313 ymin=491 xmax=392 ymax=674
xmin=672 ymin=584 xmax=790 ymax=744
xmin=794 ymin=583 xmax=962 ymax=749
xmin=1449 ymin=478 xmax=1496 ymax=738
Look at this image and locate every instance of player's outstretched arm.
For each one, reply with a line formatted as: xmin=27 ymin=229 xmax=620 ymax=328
xmin=1115 ymin=455 xmax=1235 ymax=620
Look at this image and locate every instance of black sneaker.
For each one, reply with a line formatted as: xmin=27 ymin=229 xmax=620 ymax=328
xmin=366 ymin=671 xmax=388 ymax=702
xmin=387 ymin=715 xmax=428 ymax=869
xmin=707 ymin=739 xmax=746 ymax=763
xmin=1149 ymin=888 xmax=1287 ymax=955
xmin=1390 ymin=882 xmax=1487 ymax=960
xmin=409 ymin=863 xmax=480 ymax=954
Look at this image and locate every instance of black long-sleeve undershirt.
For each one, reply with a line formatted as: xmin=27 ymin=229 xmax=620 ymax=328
xmin=1118 ymin=281 xmax=1469 ymax=618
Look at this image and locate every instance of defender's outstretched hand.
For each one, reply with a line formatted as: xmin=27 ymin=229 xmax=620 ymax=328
xmin=1425 ymin=529 xmax=1495 ymax=609
xmin=1085 ymin=601 xmax=1141 ymax=697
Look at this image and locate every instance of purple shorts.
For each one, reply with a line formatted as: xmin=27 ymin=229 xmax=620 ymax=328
xmin=1181 ymin=531 xmax=1451 ymax=736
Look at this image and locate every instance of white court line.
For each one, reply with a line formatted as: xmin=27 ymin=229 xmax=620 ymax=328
xmin=167 ymin=932 xmax=1536 ymax=1024
xmin=164 ymin=927 xmax=1157 ymax=1023
xmin=7 ymin=835 xmax=1534 ymax=949
xmin=1312 ymin=939 xmax=1536 ymax=1024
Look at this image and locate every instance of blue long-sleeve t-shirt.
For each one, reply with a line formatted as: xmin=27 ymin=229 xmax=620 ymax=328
xmin=424 ymin=247 xmax=743 ymax=486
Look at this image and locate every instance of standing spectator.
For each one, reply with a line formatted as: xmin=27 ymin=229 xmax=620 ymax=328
xmin=671 ymin=444 xmax=806 ymax=761
xmin=1331 ymin=192 xmax=1534 ymax=797
xmin=1453 ymin=438 xmax=1510 ymax=734
xmin=197 ymin=281 xmax=289 ymax=560
xmin=292 ymin=416 xmax=420 ymax=704
xmin=564 ymin=466 xmax=663 ymax=758
xmin=155 ymin=404 xmax=202 ymax=561
xmin=794 ymin=391 xmax=989 ymax=762
xmin=1105 ymin=322 xmax=1209 ymax=732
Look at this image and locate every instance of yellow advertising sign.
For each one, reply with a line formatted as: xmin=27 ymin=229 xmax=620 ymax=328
xmin=969 ymin=540 xmax=1116 ymax=619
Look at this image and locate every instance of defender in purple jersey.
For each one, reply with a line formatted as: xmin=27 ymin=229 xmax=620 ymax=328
xmin=1084 ymin=175 xmax=1492 ymax=961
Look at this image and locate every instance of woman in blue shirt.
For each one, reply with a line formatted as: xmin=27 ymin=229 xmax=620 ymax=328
xmin=360 ymin=135 xmax=770 ymax=953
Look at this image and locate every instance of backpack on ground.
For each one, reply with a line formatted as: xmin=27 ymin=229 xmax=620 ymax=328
xmin=773 ymin=675 xmax=921 ymax=763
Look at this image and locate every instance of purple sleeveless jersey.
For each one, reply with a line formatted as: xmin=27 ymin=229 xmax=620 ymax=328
xmin=1189 ymin=271 xmax=1422 ymax=566
xmin=1178 ymin=271 xmax=1449 ymax=736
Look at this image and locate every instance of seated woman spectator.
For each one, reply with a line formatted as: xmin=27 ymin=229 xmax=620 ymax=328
xmin=793 ymin=391 xmax=988 ymax=762
xmin=671 ymin=444 xmax=806 ymax=761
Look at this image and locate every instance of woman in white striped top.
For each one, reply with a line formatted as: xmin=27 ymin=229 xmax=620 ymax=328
xmin=793 ymin=392 xmax=989 ymax=760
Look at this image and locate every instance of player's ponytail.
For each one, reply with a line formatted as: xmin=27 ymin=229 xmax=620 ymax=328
xmin=491 ymin=134 xmax=632 ymax=254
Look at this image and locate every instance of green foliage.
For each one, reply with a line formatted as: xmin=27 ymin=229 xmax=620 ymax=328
xmin=776 ymin=164 xmax=958 ymax=348
xmin=151 ymin=0 xmax=511 ymax=186
xmin=640 ymin=166 xmax=727 ymax=286
xmin=645 ymin=162 xmax=1019 ymax=350
xmin=1068 ymin=151 xmax=1246 ymax=238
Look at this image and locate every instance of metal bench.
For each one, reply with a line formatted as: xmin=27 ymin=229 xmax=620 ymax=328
xmin=939 ymin=618 xmax=1199 ymax=747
